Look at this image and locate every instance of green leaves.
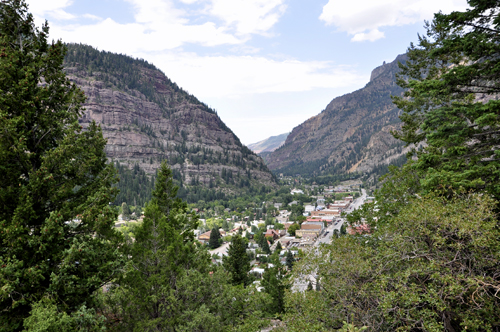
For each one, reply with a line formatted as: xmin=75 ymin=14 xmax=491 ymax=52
xmin=392 ymin=1 xmax=500 ymax=200
xmin=0 ymin=1 xmax=121 ymax=330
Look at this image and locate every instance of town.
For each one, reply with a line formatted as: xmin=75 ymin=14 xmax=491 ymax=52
xmin=114 ymin=179 xmax=373 ymax=294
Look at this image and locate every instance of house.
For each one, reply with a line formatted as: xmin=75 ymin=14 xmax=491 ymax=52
xmin=291 ymin=189 xmax=304 ymax=195
xmin=304 ymin=205 xmax=315 ymax=213
xmin=274 ymin=203 xmax=283 ymax=209
xmin=265 ymin=229 xmax=280 ymax=241
xmin=198 ymin=229 xmax=226 ymax=244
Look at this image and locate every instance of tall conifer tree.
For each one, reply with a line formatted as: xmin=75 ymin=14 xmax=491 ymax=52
xmin=0 ymin=1 xmax=122 ymax=330
xmin=223 ymin=235 xmax=251 ymax=286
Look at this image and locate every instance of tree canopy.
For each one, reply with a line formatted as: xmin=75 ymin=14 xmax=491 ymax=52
xmin=392 ymin=0 xmax=500 ymax=200
xmin=0 ymin=1 xmax=121 ymax=330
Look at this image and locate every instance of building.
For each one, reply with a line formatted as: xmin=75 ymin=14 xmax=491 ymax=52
xmin=291 ymin=189 xmax=304 ymax=195
xmin=304 ymin=205 xmax=315 ymax=213
xmin=311 ymin=209 xmax=340 ymax=217
xmin=264 ymin=229 xmax=281 ymax=241
xmin=198 ymin=229 xmax=226 ymax=244
xmin=295 ymin=221 xmax=324 ymax=238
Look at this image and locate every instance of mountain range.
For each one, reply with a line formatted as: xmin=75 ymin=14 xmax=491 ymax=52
xmin=64 ymin=44 xmax=276 ymax=204
xmin=265 ymin=54 xmax=408 ymax=177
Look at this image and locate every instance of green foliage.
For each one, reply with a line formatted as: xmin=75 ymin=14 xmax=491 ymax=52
xmin=285 ymin=193 xmax=500 ymax=331
xmin=261 ymin=260 xmax=289 ymax=316
xmin=110 ymin=161 xmax=205 ymax=330
xmin=223 ymin=235 xmax=251 ymax=286
xmin=261 ymin=237 xmax=271 ymax=254
xmin=22 ymin=297 xmax=106 ymax=332
xmin=0 ymin=2 xmax=122 ymax=330
xmin=392 ymin=1 xmax=500 ymax=200
xmin=114 ymin=162 xmax=155 ymax=207
xmin=288 ymin=223 xmax=300 ymax=236
xmin=285 ymin=251 xmax=294 ymax=270
xmin=209 ymin=226 xmax=222 ymax=249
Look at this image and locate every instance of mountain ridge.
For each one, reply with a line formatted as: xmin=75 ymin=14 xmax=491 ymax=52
xmin=64 ymin=43 xmax=276 ymax=204
xmin=247 ymin=132 xmax=289 ymax=154
xmin=266 ymin=54 xmax=408 ymax=177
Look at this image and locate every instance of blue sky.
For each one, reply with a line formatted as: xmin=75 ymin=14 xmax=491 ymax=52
xmin=27 ymin=0 xmax=468 ymax=145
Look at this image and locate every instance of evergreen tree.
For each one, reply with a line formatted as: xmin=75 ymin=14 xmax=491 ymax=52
xmin=307 ymin=281 xmax=313 ymax=292
xmin=116 ymin=161 xmax=205 ymax=330
xmin=261 ymin=262 xmax=289 ymax=315
xmin=392 ymin=0 xmax=500 ymax=201
xmin=223 ymin=235 xmax=251 ymax=286
xmin=286 ymin=251 xmax=295 ymax=270
xmin=208 ymin=226 xmax=221 ymax=249
xmin=121 ymin=202 xmax=130 ymax=220
xmin=221 ymin=218 xmax=229 ymax=232
xmin=0 ymin=1 xmax=121 ymax=330
xmin=275 ymin=241 xmax=283 ymax=252
xmin=261 ymin=237 xmax=271 ymax=255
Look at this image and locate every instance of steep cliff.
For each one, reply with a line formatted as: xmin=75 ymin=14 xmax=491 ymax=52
xmin=64 ymin=44 xmax=275 ymax=203
xmin=266 ymin=54 xmax=407 ymax=176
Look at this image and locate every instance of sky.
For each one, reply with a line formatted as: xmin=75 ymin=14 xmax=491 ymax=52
xmin=27 ymin=0 xmax=468 ymax=145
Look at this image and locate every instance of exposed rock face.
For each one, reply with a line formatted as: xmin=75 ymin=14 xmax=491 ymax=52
xmin=64 ymin=44 xmax=275 ymax=192
xmin=266 ymin=54 xmax=408 ymax=176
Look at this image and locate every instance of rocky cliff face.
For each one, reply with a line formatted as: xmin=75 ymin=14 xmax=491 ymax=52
xmin=64 ymin=44 xmax=275 ymax=194
xmin=266 ymin=54 xmax=407 ymax=176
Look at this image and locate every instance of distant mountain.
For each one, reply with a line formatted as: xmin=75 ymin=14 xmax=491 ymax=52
xmin=247 ymin=132 xmax=289 ymax=154
xmin=64 ymin=44 xmax=276 ymax=205
xmin=266 ymin=54 xmax=408 ymax=177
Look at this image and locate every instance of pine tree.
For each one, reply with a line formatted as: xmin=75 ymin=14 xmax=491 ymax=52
xmin=261 ymin=237 xmax=271 ymax=254
xmin=117 ymin=161 xmax=206 ymax=330
xmin=223 ymin=235 xmax=251 ymax=286
xmin=221 ymin=218 xmax=229 ymax=231
xmin=261 ymin=262 xmax=289 ymax=315
xmin=275 ymin=241 xmax=283 ymax=252
xmin=0 ymin=1 xmax=122 ymax=330
xmin=286 ymin=250 xmax=295 ymax=270
xmin=392 ymin=0 xmax=500 ymax=200
xmin=121 ymin=202 xmax=130 ymax=220
xmin=208 ymin=226 xmax=221 ymax=249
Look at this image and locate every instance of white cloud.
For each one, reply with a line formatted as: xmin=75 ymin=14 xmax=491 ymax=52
xmin=28 ymin=0 xmax=75 ymax=20
xmin=209 ymin=0 xmax=286 ymax=36
xmin=319 ymin=0 xmax=468 ymax=42
xmin=141 ymin=51 xmax=365 ymax=98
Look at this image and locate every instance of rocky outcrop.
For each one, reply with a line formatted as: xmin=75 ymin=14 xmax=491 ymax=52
xmin=266 ymin=54 xmax=407 ymax=176
xmin=64 ymin=44 xmax=275 ymax=192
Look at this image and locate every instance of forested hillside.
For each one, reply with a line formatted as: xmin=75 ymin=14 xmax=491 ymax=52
xmin=64 ymin=44 xmax=276 ymax=205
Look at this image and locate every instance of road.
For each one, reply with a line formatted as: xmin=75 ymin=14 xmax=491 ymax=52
xmin=209 ymin=242 xmax=230 ymax=257
xmin=344 ymin=188 xmax=367 ymax=213
xmin=314 ymin=189 xmax=367 ymax=247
